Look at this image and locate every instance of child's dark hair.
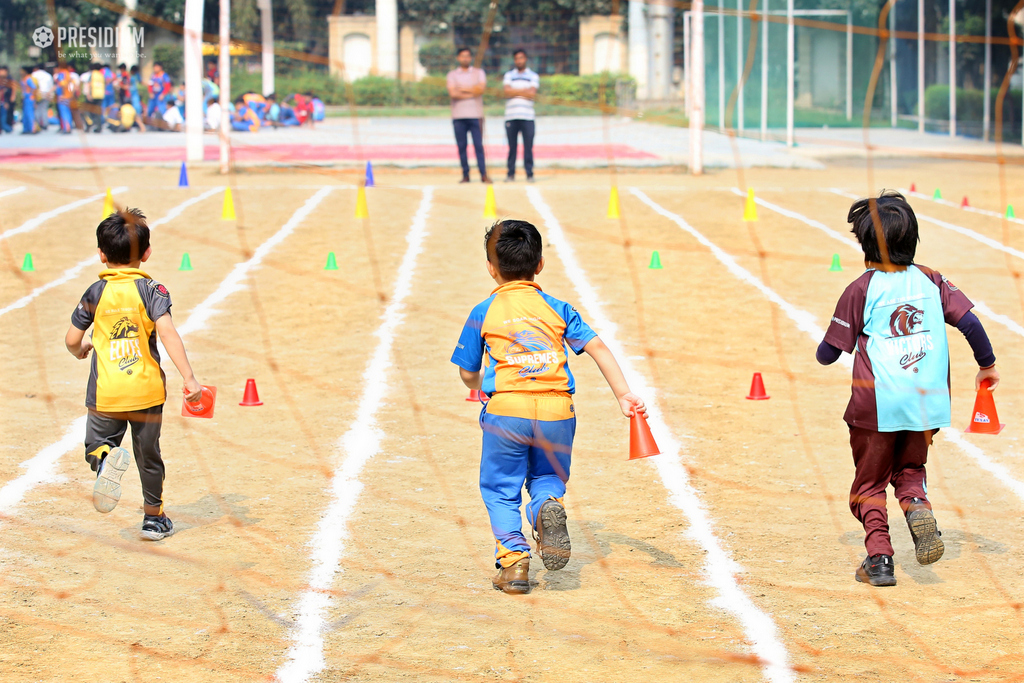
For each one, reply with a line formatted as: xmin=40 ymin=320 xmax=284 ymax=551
xmin=847 ymin=191 xmax=919 ymax=266
xmin=484 ymin=220 xmax=543 ymax=281
xmin=97 ymin=208 xmax=150 ymax=264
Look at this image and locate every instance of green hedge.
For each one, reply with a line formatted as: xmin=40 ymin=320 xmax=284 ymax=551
xmin=925 ymin=84 xmax=1022 ymax=122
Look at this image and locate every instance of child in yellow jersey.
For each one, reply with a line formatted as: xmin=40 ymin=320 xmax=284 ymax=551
xmin=64 ymin=208 xmax=203 ymax=540
xmin=451 ymin=219 xmax=647 ymax=594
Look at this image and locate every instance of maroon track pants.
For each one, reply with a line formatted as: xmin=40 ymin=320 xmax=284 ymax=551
xmin=848 ymin=426 xmax=934 ymax=557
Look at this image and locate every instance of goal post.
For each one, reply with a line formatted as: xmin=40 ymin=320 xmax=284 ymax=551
xmin=183 ymin=0 xmax=204 ymax=162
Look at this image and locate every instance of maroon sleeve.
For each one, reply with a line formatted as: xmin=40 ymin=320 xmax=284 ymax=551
xmin=822 ymin=272 xmax=872 ymax=353
xmin=917 ymin=265 xmax=974 ymax=325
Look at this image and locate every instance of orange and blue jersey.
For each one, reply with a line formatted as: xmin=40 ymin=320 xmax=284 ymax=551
xmin=54 ymin=70 xmax=72 ymax=103
xmin=20 ymin=75 xmax=37 ymax=101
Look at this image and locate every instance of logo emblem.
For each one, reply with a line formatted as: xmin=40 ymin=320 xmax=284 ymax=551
xmin=110 ymin=316 xmax=139 ymax=339
xmin=504 ymin=328 xmax=558 ymax=377
xmin=889 ymin=304 xmax=925 ymax=337
xmin=32 ymin=26 xmax=54 ymax=48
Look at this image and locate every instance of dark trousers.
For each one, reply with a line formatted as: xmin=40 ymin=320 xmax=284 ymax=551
xmin=85 ymin=405 xmax=165 ymax=508
xmin=848 ymin=426 xmax=933 ymax=557
xmin=0 ymin=103 xmax=10 ymax=132
xmin=453 ymin=118 xmax=487 ymax=179
xmin=505 ymin=119 xmax=535 ymax=178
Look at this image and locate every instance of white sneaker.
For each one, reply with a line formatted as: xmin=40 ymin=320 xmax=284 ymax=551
xmin=93 ymin=447 xmax=131 ymax=513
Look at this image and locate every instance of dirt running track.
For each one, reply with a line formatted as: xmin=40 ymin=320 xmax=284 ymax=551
xmin=0 ymin=162 xmax=1022 ymax=682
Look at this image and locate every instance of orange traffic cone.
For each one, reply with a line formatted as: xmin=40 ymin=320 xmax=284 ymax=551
xmin=746 ymin=372 xmax=770 ymax=400
xmin=629 ymin=411 xmax=660 ymax=460
xmin=181 ymin=385 xmax=217 ymax=419
xmin=965 ymin=379 xmax=1004 ymax=434
xmin=961 ymin=196 xmax=970 ymax=208
xmin=239 ymin=378 xmax=263 ymax=406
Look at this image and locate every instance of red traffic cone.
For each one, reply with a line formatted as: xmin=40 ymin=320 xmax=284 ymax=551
xmin=961 ymin=196 xmax=970 ymax=208
xmin=746 ymin=372 xmax=770 ymax=400
xmin=965 ymin=379 xmax=1004 ymax=434
xmin=910 ymin=183 xmax=916 ymax=192
xmin=181 ymin=385 xmax=217 ymax=419
xmin=465 ymin=389 xmax=480 ymax=402
xmin=239 ymin=378 xmax=263 ymax=406
xmin=629 ymin=411 xmax=660 ymax=460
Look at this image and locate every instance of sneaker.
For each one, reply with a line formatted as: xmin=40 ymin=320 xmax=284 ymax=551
xmin=526 ymin=175 xmax=535 ymax=183
xmin=906 ymin=498 xmax=944 ymax=565
xmin=533 ymin=499 xmax=571 ymax=570
xmin=492 ymin=556 xmax=530 ymax=594
xmin=93 ymin=447 xmax=131 ymax=513
xmin=504 ymin=174 xmax=515 ymax=182
xmin=481 ymin=175 xmax=492 ymax=184
xmin=855 ymin=554 xmax=897 ymax=586
xmin=140 ymin=514 xmax=175 ymax=541
xmin=459 ymin=176 xmax=471 ymax=183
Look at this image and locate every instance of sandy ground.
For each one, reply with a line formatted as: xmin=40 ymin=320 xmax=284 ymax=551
xmin=0 ymin=160 xmax=1022 ymax=682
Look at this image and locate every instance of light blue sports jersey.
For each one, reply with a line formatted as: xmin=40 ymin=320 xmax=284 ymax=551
xmin=862 ymin=267 xmax=951 ymax=431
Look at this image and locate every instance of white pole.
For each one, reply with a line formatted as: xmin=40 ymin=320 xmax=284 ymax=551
xmin=258 ymin=0 xmax=274 ymax=97
xmin=890 ymin=3 xmax=897 ymax=128
xmin=691 ymin=0 xmax=705 ymax=174
xmin=376 ymin=0 xmax=398 ymax=78
xmin=983 ymin=0 xmax=991 ymax=141
xmin=183 ymin=0 xmax=204 ymax=162
xmin=949 ymin=0 xmax=956 ymax=137
xmin=737 ymin=0 xmax=744 ymax=132
xmin=117 ymin=0 xmax=139 ymax=69
xmin=718 ymin=1 xmax=725 ymax=128
xmin=629 ymin=0 xmax=650 ymax=99
xmin=219 ymin=0 xmax=230 ymax=174
xmin=846 ymin=12 xmax=853 ymax=120
xmin=917 ymin=0 xmax=924 ymax=132
xmin=786 ymin=0 xmax=794 ymax=146
xmin=684 ymin=12 xmax=691 ymax=111
xmin=761 ymin=0 xmax=768 ymax=139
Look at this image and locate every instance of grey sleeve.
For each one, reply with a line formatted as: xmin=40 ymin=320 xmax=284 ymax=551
xmin=71 ymin=281 xmax=106 ymax=330
xmin=137 ymin=279 xmax=173 ymax=321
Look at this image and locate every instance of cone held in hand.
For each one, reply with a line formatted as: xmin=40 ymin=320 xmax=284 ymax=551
xmin=629 ymin=410 xmax=660 ymax=460
xmin=465 ymin=389 xmax=489 ymax=403
xmin=181 ymin=385 xmax=217 ymax=419
xmin=965 ymin=379 xmax=1004 ymax=434
xmin=239 ymin=378 xmax=263 ymax=406
xmin=746 ymin=372 xmax=770 ymax=400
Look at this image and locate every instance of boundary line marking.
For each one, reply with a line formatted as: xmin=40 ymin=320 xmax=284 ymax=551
xmin=0 ymin=187 xmax=127 ymax=242
xmin=0 ymin=187 xmax=26 ymax=200
xmin=0 ymin=187 xmax=224 ymax=319
xmin=276 ymin=187 xmax=434 ymax=683
xmin=530 ymin=187 xmax=794 ymax=683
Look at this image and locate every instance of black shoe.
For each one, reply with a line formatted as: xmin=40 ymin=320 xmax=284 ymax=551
xmin=504 ymin=174 xmax=515 ymax=182
xmin=459 ymin=175 xmax=470 ymax=183
xmin=533 ymin=499 xmax=571 ymax=570
xmin=141 ymin=514 xmax=175 ymax=541
xmin=855 ymin=554 xmax=897 ymax=586
xmin=526 ymin=175 xmax=535 ymax=183
xmin=906 ymin=498 xmax=944 ymax=565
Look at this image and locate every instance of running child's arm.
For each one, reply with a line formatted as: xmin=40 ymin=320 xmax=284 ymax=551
xmin=955 ymin=311 xmax=1000 ymax=390
xmin=582 ymin=337 xmax=647 ymax=418
xmin=154 ymin=314 xmax=202 ymax=401
xmin=459 ymin=368 xmax=483 ymax=390
xmin=64 ymin=325 xmax=92 ymax=359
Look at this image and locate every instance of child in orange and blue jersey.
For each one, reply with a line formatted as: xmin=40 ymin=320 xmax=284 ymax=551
xmin=452 ymin=219 xmax=647 ymax=594
xmin=19 ymin=66 xmax=37 ymax=134
xmin=53 ymin=66 xmax=74 ymax=133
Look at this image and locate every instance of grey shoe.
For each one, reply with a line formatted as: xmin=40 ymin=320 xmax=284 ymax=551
xmin=93 ymin=447 xmax=131 ymax=513
xmin=534 ymin=499 xmax=571 ymax=570
xmin=906 ymin=498 xmax=944 ymax=565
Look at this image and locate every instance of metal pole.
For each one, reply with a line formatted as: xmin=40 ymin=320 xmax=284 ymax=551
xmin=691 ymin=0 xmax=705 ymax=174
xmin=737 ymin=0 xmax=744 ymax=132
xmin=183 ymin=0 xmax=204 ymax=162
xmin=258 ymin=0 xmax=274 ymax=97
xmin=890 ymin=2 xmax=897 ymax=128
xmin=786 ymin=0 xmax=794 ymax=146
xmin=761 ymin=0 xmax=768 ymax=139
xmin=629 ymin=0 xmax=650 ymax=99
xmin=949 ymin=0 xmax=956 ymax=137
xmin=917 ymin=0 xmax=924 ymax=132
xmin=846 ymin=12 xmax=852 ymax=120
xmin=718 ymin=0 xmax=725 ymax=129
xmin=684 ymin=11 xmax=691 ymax=111
xmin=219 ymin=0 xmax=230 ymax=174
xmin=983 ymin=0 xmax=991 ymax=141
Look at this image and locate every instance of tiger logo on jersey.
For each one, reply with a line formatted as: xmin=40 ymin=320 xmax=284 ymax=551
xmin=886 ymin=304 xmax=933 ymax=371
xmin=504 ymin=328 xmax=558 ymax=377
xmin=889 ymin=304 xmax=924 ymax=337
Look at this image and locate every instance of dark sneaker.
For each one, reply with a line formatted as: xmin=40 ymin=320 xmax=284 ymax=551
xmin=93 ymin=447 xmax=131 ymax=513
xmin=526 ymin=175 xmax=535 ymax=183
xmin=504 ymin=174 xmax=515 ymax=182
xmin=534 ymin=499 xmax=571 ymax=570
xmin=459 ymin=176 xmax=471 ymax=183
xmin=481 ymin=175 xmax=492 ymax=184
xmin=855 ymin=554 xmax=897 ymax=586
xmin=492 ymin=556 xmax=530 ymax=594
xmin=906 ymin=498 xmax=944 ymax=565
xmin=141 ymin=514 xmax=175 ymax=541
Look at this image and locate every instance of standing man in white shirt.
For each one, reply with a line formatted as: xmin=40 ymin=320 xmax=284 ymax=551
xmin=446 ymin=47 xmax=490 ymax=184
xmin=32 ymin=64 xmax=54 ymax=131
xmin=502 ymin=49 xmax=539 ymax=182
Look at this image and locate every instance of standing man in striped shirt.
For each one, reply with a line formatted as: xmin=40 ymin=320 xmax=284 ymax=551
xmin=503 ymin=49 xmax=539 ymax=183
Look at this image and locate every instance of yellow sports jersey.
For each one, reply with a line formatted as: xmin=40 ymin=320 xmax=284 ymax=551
xmin=71 ymin=269 xmax=171 ymax=412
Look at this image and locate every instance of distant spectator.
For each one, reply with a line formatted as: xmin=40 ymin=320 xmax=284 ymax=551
xmin=310 ymin=94 xmax=325 ymax=121
xmin=32 ymin=64 xmax=53 ymax=131
xmin=19 ymin=66 xmax=38 ymax=134
xmin=206 ymin=99 xmax=221 ymax=131
xmin=147 ymin=63 xmax=171 ymax=119
xmin=0 ymin=66 xmax=14 ymax=134
xmin=230 ymin=96 xmax=260 ymax=132
xmin=87 ymin=63 xmax=106 ymax=132
xmin=161 ymin=95 xmax=183 ymax=131
xmin=446 ymin=47 xmax=489 ymax=183
xmin=53 ymin=64 xmax=75 ymax=133
xmin=101 ymin=63 xmax=116 ymax=116
xmin=128 ymin=66 xmax=145 ymax=130
xmin=105 ymin=101 xmax=137 ymax=132
xmin=503 ymin=49 xmax=539 ymax=182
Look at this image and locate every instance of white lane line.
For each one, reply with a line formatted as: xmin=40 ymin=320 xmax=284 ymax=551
xmin=0 ymin=187 xmax=224 ymax=319
xmin=0 ymin=187 xmax=332 ymax=524
xmin=276 ymin=187 xmax=433 ymax=683
xmin=633 ymin=187 xmax=1024 ymax=506
xmin=0 ymin=187 xmax=27 ymax=200
xmin=901 ymin=188 xmax=1024 ymax=226
xmin=0 ymin=187 xmax=127 ymax=242
xmin=530 ymin=187 xmax=793 ymax=683
xmin=733 ymin=187 xmax=859 ymax=251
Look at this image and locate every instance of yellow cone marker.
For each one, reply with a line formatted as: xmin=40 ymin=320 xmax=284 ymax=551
xmin=101 ymin=188 xmax=114 ymax=218
xmin=483 ymin=185 xmax=497 ymax=219
xmin=743 ymin=187 xmax=758 ymax=222
xmin=355 ymin=185 xmax=369 ymax=218
xmin=222 ymin=187 xmax=236 ymax=220
xmin=607 ymin=187 xmax=621 ymax=219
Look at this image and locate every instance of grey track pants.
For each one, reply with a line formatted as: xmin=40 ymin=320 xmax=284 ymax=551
xmin=85 ymin=405 xmax=165 ymax=508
